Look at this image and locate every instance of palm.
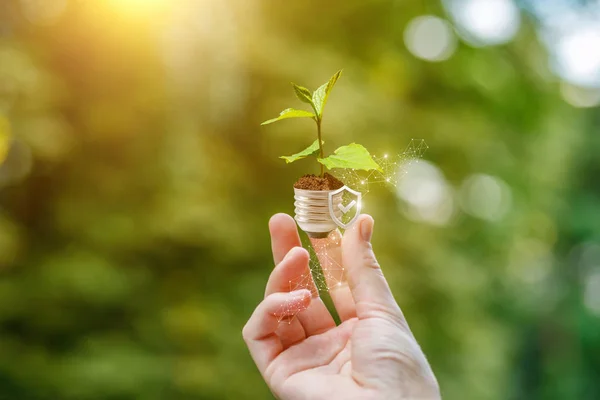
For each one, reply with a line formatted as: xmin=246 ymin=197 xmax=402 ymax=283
xmin=268 ymin=319 xmax=360 ymax=400
xmin=270 ymin=315 xmax=422 ymax=400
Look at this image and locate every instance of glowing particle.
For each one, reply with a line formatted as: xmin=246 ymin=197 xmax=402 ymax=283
xmin=447 ymin=0 xmax=521 ymax=47
xmin=404 ymin=15 xmax=457 ymax=61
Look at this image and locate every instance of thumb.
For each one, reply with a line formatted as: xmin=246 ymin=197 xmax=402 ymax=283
xmin=342 ymin=215 xmax=403 ymax=321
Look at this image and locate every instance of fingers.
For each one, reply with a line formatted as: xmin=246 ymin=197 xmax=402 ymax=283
xmin=309 ymin=230 xmax=357 ymax=321
xmin=269 ymin=214 xmax=302 ymax=264
xmin=342 ymin=215 xmax=405 ymax=323
xmin=265 ymin=318 xmax=356 ymax=384
xmin=264 ymin=246 xmax=325 ymax=340
xmin=265 ymin=246 xmax=317 ymax=297
xmin=268 ymin=214 xmax=336 ymax=335
xmin=243 ymin=290 xmax=312 ymax=374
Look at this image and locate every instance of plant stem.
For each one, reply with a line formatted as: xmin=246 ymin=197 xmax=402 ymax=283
xmin=316 ymin=118 xmax=324 ymax=178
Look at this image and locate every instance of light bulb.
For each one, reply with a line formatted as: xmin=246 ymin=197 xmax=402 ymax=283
xmin=293 ymin=188 xmax=343 ymax=238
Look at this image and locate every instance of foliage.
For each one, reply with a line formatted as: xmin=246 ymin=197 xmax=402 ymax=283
xmin=279 ymin=139 xmax=322 ymax=163
xmin=260 ymin=108 xmax=315 ymax=125
xmin=317 ymin=143 xmax=382 ymax=172
xmin=0 ymin=116 xmax=10 ymax=164
xmin=262 ymin=70 xmax=382 ymax=176
xmin=0 ymin=1 xmax=597 ymax=400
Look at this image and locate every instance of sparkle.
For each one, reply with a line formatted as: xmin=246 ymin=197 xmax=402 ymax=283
xmin=275 ymin=231 xmax=347 ymax=323
xmin=332 ymin=139 xmax=428 ymax=196
xmin=277 ymin=139 xmax=429 ymax=324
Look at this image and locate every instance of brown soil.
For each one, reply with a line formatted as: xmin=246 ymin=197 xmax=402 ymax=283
xmin=293 ymin=173 xmax=344 ymax=191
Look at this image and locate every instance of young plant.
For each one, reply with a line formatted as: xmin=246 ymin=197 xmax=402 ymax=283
xmin=262 ymin=70 xmax=382 ymax=178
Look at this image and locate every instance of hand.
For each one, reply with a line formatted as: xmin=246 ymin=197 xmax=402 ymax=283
xmin=243 ymin=213 xmax=440 ymax=400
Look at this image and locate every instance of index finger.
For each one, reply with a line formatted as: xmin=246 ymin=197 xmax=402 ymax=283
xmin=269 ymin=213 xmax=302 ymax=264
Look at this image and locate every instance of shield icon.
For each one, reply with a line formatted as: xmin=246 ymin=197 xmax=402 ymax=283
xmin=328 ymin=185 xmax=362 ymax=230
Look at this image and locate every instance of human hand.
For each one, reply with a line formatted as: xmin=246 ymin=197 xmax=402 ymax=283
xmin=243 ymin=213 xmax=440 ymax=400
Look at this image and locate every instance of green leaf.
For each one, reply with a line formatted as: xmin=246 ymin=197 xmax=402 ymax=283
xmin=280 ymin=139 xmax=323 ymax=164
xmin=312 ymin=69 xmax=343 ymax=118
xmin=317 ymin=143 xmax=382 ymax=172
xmin=292 ymin=83 xmax=313 ymax=105
xmin=261 ymin=108 xmax=316 ymax=125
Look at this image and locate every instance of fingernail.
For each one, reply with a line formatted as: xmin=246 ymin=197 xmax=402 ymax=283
xmin=360 ymin=216 xmax=373 ymax=242
xmin=283 ymin=247 xmax=301 ymax=261
xmin=290 ymin=289 xmax=309 ymax=298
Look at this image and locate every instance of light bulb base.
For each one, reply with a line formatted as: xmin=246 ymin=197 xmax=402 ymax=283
xmin=294 ymin=188 xmax=342 ymax=238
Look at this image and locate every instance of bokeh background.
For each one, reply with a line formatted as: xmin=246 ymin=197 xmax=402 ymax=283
xmin=1 ymin=0 xmax=599 ymax=399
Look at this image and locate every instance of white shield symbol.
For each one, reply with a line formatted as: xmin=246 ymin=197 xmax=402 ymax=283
xmin=328 ymin=185 xmax=362 ymax=230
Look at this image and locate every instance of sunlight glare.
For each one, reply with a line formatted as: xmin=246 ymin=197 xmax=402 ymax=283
xmin=108 ymin=0 xmax=170 ymax=16
xmin=445 ymin=0 xmax=521 ymax=47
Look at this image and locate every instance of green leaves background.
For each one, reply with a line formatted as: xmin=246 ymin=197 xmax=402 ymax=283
xmin=0 ymin=1 xmax=595 ymax=400
xmin=0 ymin=117 xmax=10 ymax=164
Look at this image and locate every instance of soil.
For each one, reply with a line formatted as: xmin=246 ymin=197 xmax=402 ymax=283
xmin=293 ymin=173 xmax=344 ymax=191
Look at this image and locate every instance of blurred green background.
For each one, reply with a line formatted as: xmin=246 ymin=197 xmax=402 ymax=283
xmin=1 ymin=0 xmax=600 ymax=399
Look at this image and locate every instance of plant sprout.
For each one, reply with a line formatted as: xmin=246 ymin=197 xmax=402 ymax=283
xmin=262 ymin=70 xmax=382 ymax=178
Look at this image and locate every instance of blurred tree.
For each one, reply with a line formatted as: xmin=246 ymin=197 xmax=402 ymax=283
xmin=0 ymin=0 xmax=597 ymax=399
